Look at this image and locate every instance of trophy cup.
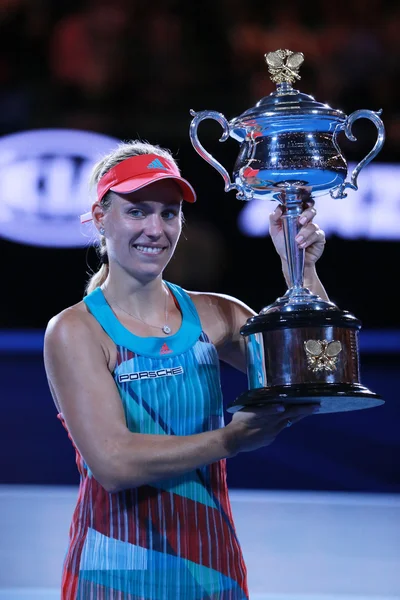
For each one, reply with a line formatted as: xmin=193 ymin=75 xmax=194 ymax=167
xmin=189 ymin=49 xmax=385 ymax=414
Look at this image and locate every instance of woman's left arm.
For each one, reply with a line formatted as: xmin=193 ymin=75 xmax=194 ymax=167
xmin=216 ymin=202 xmax=329 ymax=372
xmin=190 ymin=291 xmax=255 ymax=374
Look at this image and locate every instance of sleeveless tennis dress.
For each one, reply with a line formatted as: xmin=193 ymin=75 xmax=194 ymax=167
xmin=58 ymin=282 xmax=249 ymax=599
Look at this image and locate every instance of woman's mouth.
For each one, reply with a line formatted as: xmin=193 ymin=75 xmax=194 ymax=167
xmin=133 ymin=244 xmax=167 ymax=255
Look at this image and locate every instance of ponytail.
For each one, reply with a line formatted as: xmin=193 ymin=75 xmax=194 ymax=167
xmin=85 ymin=264 xmax=109 ymax=295
xmin=85 ymin=232 xmax=109 ymax=295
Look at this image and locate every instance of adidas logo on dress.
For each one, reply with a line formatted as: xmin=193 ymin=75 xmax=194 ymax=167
xmin=147 ymin=158 xmax=168 ymax=170
xmin=160 ymin=342 xmax=173 ymax=355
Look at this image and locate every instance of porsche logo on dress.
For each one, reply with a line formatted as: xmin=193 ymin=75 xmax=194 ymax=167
xmin=118 ymin=366 xmax=184 ymax=383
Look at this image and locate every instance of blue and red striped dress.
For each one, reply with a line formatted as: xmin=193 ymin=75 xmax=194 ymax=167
xmin=58 ymin=282 xmax=249 ymax=599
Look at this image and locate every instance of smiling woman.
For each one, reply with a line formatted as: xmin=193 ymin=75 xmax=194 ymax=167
xmin=43 ymin=139 xmax=328 ymax=600
xmin=81 ymin=141 xmax=196 ymax=294
xmin=95 ymin=180 xmax=184 ymax=289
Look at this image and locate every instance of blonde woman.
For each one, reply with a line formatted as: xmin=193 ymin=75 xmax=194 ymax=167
xmin=44 ymin=140 xmax=326 ymax=599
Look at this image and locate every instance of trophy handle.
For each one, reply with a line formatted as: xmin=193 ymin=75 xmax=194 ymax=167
xmin=330 ymin=109 xmax=385 ymax=199
xmin=189 ymin=110 xmax=251 ymax=200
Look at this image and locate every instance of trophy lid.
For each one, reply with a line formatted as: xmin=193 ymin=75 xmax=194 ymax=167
xmin=230 ymin=50 xmax=345 ymax=130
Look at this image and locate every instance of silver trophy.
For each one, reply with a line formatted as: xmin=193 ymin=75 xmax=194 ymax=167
xmin=189 ymin=49 xmax=385 ymax=414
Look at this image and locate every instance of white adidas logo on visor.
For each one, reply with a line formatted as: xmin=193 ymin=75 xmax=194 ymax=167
xmin=147 ymin=158 xmax=168 ymax=170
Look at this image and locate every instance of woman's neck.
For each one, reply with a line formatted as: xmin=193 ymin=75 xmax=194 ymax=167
xmin=101 ymin=271 xmax=167 ymax=317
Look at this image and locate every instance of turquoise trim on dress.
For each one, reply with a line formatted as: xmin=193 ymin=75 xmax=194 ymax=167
xmin=83 ymin=281 xmax=202 ymax=358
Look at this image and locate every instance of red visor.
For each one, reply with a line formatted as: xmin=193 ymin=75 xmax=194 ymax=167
xmin=80 ymin=153 xmax=196 ymax=224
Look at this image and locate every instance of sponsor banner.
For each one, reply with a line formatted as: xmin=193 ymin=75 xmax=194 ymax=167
xmin=0 ymin=128 xmax=119 ymax=247
xmin=238 ymin=162 xmax=400 ymax=240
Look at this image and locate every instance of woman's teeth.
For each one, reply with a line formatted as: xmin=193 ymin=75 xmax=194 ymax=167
xmin=135 ymin=245 xmax=164 ymax=254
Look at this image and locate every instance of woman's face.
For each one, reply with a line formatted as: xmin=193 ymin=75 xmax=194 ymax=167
xmin=100 ymin=179 xmax=183 ymax=282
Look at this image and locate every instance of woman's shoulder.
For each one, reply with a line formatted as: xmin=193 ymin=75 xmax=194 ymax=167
xmin=44 ymin=301 xmax=97 ymax=353
xmin=45 ymin=300 xmax=92 ymax=335
xmin=185 ymin=289 xmax=257 ymax=345
xmin=186 ymin=289 xmax=256 ymax=316
xmin=44 ymin=300 xmax=116 ymax=369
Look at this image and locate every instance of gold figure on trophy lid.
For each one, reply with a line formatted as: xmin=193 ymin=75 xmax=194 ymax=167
xmin=265 ymin=49 xmax=304 ymax=84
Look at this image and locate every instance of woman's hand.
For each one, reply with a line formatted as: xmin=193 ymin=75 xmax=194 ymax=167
xmin=269 ymin=201 xmax=326 ymax=267
xmin=224 ymin=403 xmax=318 ymax=455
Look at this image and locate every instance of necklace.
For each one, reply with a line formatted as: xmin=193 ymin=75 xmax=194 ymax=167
xmin=104 ymin=283 xmax=171 ymax=335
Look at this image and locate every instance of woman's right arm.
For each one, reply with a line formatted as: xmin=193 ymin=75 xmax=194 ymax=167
xmin=44 ymin=311 xmax=315 ymax=493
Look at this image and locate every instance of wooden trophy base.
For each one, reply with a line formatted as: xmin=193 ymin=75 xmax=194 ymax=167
xmin=227 ymin=308 xmax=384 ymax=415
xmin=227 ymin=382 xmax=384 ymax=414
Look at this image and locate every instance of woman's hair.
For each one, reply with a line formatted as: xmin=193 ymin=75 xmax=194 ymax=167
xmin=85 ymin=140 xmax=179 ymax=295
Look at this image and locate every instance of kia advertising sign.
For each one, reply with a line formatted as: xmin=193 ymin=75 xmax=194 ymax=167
xmin=238 ymin=162 xmax=400 ymax=240
xmin=0 ymin=129 xmax=118 ymax=247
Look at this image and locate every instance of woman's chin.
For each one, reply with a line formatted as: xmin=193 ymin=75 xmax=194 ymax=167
xmin=127 ymin=265 xmax=166 ymax=282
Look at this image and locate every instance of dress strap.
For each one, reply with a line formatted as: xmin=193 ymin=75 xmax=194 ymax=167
xmin=83 ymin=282 xmax=202 ymax=358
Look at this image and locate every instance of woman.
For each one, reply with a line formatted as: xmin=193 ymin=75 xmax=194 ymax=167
xmin=44 ymin=140 xmax=326 ymax=599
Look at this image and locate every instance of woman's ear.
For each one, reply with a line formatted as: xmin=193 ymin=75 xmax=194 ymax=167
xmin=92 ymin=201 xmax=105 ymax=232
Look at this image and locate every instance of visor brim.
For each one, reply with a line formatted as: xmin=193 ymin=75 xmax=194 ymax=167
xmin=110 ymin=173 xmax=196 ymax=203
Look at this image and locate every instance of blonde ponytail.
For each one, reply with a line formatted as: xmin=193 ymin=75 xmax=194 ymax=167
xmin=86 ymin=235 xmax=109 ymax=294
xmin=84 ymin=139 xmax=179 ymax=296
xmin=86 ymin=264 xmax=109 ymax=295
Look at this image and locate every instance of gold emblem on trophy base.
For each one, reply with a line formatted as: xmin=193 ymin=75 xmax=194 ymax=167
xmin=304 ymin=339 xmax=342 ymax=373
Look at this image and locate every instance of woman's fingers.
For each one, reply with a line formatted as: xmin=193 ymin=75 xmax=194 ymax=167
xmin=269 ymin=204 xmax=284 ymax=226
xmin=278 ymin=403 xmax=319 ymax=421
xmin=273 ymin=404 xmax=319 ymax=434
xmin=298 ymin=206 xmax=317 ymax=225
xmin=270 ymin=203 xmax=316 ymax=229
xmin=296 ymin=225 xmax=325 ymax=249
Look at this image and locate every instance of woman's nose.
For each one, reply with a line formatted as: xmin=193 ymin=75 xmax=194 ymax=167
xmin=144 ymin=214 xmax=163 ymax=237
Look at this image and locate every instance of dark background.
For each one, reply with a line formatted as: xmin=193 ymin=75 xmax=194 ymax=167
xmin=0 ymin=0 xmax=399 ymax=492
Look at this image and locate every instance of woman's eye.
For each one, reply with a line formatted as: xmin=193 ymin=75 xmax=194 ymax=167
xmin=128 ymin=209 xmax=145 ymax=217
xmin=162 ymin=210 xmax=178 ymax=220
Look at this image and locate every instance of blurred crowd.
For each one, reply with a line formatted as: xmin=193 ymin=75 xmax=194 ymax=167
xmin=0 ymin=0 xmax=398 ymax=324
xmin=0 ymin=0 xmax=399 ymax=153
